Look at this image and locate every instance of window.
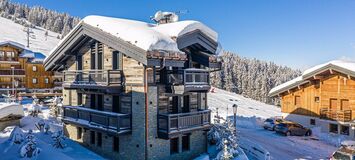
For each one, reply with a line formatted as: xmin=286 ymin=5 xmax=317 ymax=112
xmin=32 ymin=66 xmax=37 ymax=72
xmin=340 ymin=125 xmax=349 ymax=135
xmin=182 ymin=134 xmax=190 ymax=152
xmin=32 ymin=78 xmax=37 ymax=84
xmin=314 ymin=97 xmax=320 ymax=103
xmin=294 ymin=96 xmax=301 ymax=106
xmin=330 ymin=98 xmax=337 ymax=110
xmin=170 ymin=137 xmax=179 ymax=155
xmin=77 ymin=93 xmax=83 ymax=106
xmin=329 ymin=124 xmax=338 ymax=134
xmin=77 ymin=127 xmax=82 ymax=139
xmin=0 ymin=51 xmax=4 ymax=57
xmin=341 ymin=99 xmax=349 ymax=110
xmin=113 ymin=136 xmax=119 ymax=152
xmin=310 ymin=119 xmax=316 ymax=125
xmin=90 ymin=131 xmax=95 ymax=144
xmin=112 ymin=51 xmax=121 ymax=70
xmin=45 ymin=78 xmax=49 ymax=84
xmin=97 ymin=132 xmax=102 ymax=147
xmin=147 ymin=67 xmax=155 ymax=84
xmin=6 ymin=51 xmax=14 ymax=58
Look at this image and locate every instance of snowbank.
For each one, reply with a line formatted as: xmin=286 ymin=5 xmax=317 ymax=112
xmin=0 ymin=103 xmax=24 ymax=119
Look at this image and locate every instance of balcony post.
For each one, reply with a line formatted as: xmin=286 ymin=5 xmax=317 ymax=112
xmin=177 ymin=114 xmax=180 ymax=131
xmin=167 ymin=115 xmax=170 ymax=133
xmin=107 ymin=70 xmax=110 ymax=85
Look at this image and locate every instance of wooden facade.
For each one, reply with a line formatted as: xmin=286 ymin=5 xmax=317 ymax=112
xmin=279 ymin=71 xmax=355 ymax=122
xmin=0 ymin=41 xmax=62 ymax=94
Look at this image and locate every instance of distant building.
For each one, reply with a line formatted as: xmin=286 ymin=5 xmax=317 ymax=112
xmin=0 ymin=41 xmax=62 ymax=96
xmin=269 ymin=60 xmax=355 ymax=138
xmin=44 ymin=15 xmax=221 ymax=159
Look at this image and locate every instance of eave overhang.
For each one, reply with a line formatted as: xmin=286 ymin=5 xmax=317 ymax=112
xmin=44 ymin=22 xmax=147 ymax=71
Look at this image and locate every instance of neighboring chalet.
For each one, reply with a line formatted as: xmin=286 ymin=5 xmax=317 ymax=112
xmin=269 ymin=60 xmax=355 ymax=138
xmin=0 ymin=41 xmax=62 ymax=96
xmin=43 ymin=14 xmax=221 ymax=160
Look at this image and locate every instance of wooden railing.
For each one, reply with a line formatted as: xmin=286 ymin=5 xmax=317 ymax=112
xmin=320 ymin=108 xmax=352 ymax=122
xmin=63 ymin=70 xmax=123 ymax=86
xmin=0 ymin=82 xmax=25 ymax=88
xmin=0 ymin=57 xmax=19 ymax=61
xmin=167 ymin=68 xmax=210 ymax=93
xmin=53 ymin=81 xmax=63 ymax=87
xmin=158 ymin=110 xmax=211 ymax=138
xmin=0 ymin=69 xmax=25 ymax=76
xmin=63 ymin=106 xmax=131 ymax=133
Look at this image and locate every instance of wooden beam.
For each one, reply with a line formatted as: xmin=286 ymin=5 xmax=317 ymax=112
xmin=348 ymin=75 xmax=351 ymax=80
xmin=329 ymin=69 xmax=334 ymax=74
xmin=313 ymin=75 xmax=324 ymax=80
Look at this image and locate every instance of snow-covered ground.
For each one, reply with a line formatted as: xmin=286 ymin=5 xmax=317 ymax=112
xmin=208 ymin=88 xmax=337 ymax=160
xmin=0 ymin=17 xmax=60 ymax=56
xmin=0 ymin=103 xmax=104 ymax=160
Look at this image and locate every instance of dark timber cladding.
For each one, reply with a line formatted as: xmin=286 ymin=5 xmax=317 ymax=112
xmin=44 ymin=22 xmax=147 ymax=71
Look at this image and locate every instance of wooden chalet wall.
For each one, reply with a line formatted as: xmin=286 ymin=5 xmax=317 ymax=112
xmin=25 ymin=63 xmax=54 ymax=89
xmin=281 ymin=73 xmax=355 ymax=119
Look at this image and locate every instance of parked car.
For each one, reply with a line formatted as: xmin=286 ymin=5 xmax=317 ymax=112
xmin=274 ymin=121 xmax=312 ymax=136
xmin=330 ymin=141 xmax=355 ymax=160
xmin=263 ymin=118 xmax=284 ymax=130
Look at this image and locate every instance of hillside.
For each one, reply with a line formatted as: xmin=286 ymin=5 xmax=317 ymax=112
xmin=0 ymin=16 xmax=59 ymax=55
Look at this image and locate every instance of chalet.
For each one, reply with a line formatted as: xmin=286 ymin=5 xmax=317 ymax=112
xmin=43 ymin=14 xmax=221 ymax=160
xmin=0 ymin=41 xmax=62 ymax=96
xmin=269 ymin=60 xmax=355 ymax=138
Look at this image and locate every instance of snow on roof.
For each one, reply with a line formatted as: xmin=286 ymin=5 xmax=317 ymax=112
xmin=82 ymin=15 xmax=218 ymax=52
xmin=20 ymin=50 xmax=46 ymax=63
xmin=0 ymin=40 xmax=26 ymax=50
xmin=269 ymin=60 xmax=355 ymax=96
xmin=0 ymin=102 xmax=24 ymax=119
xmin=153 ymin=20 xmax=218 ymax=41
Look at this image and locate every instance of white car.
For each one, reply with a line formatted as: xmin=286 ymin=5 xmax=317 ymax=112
xmin=263 ymin=118 xmax=283 ymax=131
xmin=331 ymin=141 xmax=355 ymax=160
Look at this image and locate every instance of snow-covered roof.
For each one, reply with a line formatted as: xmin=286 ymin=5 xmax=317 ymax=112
xmin=0 ymin=40 xmax=26 ymax=50
xmin=269 ymin=60 xmax=355 ymax=96
xmin=0 ymin=102 xmax=24 ymax=119
xmin=82 ymin=15 xmax=218 ymax=52
xmin=19 ymin=50 xmax=46 ymax=63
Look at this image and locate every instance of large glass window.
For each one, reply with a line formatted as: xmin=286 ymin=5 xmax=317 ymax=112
xmin=170 ymin=137 xmax=179 ymax=155
xmin=0 ymin=51 xmax=4 ymax=57
xmin=182 ymin=134 xmax=190 ymax=152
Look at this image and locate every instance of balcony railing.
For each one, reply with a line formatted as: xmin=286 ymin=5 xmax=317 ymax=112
xmin=158 ymin=110 xmax=211 ymax=139
xmin=0 ymin=69 xmax=25 ymax=76
xmin=320 ymin=108 xmax=352 ymax=122
xmin=0 ymin=57 xmax=19 ymax=61
xmin=0 ymin=82 xmax=26 ymax=89
xmin=54 ymin=81 xmax=63 ymax=87
xmin=62 ymin=106 xmax=131 ymax=134
xmin=168 ymin=68 xmax=210 ymax=93
xmin=63 ymin=70 xmax=123 ymax=88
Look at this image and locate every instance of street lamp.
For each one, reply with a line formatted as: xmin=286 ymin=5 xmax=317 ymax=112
xmin=11 ymin=67 xmax=14 ymax=95
xmin=232 ymin=104 xmax=238 ymax=133
xmin=14 ymin=80 xmax=18 ymax=100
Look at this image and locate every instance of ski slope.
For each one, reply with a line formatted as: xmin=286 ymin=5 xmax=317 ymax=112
xmin=0 ymin=17 xmax=60 ymax=56
xmin=208 ymin=88 xmax=281 ymax=119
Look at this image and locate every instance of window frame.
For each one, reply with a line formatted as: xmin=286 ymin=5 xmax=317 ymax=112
xmin=32 ymin=78 xmax=38 ymax=84
xmin=32 ymin=65 xmax=37 ymax=72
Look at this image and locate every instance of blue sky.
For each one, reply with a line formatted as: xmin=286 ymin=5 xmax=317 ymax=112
xmin=12 ymin=0 xmax=355 ymax=69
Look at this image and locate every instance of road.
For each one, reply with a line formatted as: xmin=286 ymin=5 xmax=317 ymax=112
xmin=238 ymin=127 xmax=336 ymax=160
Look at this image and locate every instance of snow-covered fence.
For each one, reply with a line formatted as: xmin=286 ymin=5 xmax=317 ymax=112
xmin=239 ymin=138 xmax=270 ymax=160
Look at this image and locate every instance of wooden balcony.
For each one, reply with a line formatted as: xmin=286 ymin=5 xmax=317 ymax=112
xmin=158 ymin=109 xmax=211 ymax=139
xmin=0 ymin=69 xmax=25 ymax=76
xmin=63 ymin=70 xmax=123 ymax=91
xmin=0 ymin=57 xmax=19 ymax=63
xmin=169 ymin=68 xmax=210 ymax=94
xmin=62 ymin=106 xmax=131 ymax=135
xmin=320 ymin=108 xmax=352 ymax=122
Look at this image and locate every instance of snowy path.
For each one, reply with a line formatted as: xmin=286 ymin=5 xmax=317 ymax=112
xmin=208 ymin=88 xmax=337 ymax=160
xmin=239 ymin=127 xmax=336 ymax=160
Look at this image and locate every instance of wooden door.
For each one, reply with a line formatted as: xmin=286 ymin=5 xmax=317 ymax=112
xmin=341 ymin=99 xmax=349 ymax=110
xmin=330 ymin=98 xmax=337 ymax=110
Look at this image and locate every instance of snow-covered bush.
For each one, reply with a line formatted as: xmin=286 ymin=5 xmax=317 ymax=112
xmin=20 ymin=140 xmax=41 ymax=158
xmin=44 ymin=123 xmax=50 ymax=134
xmin=208 ymin=114 xmax=240 ymax=160
xmin=20 ymin=129 xmax=41 ymax=158
xmin=52 ymin=130 xmax=66 ymax=149
xmin=8 ymin=126 xmax=24 ymax=144
xmin=36 ymin=119 xmax=45 ymax=132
